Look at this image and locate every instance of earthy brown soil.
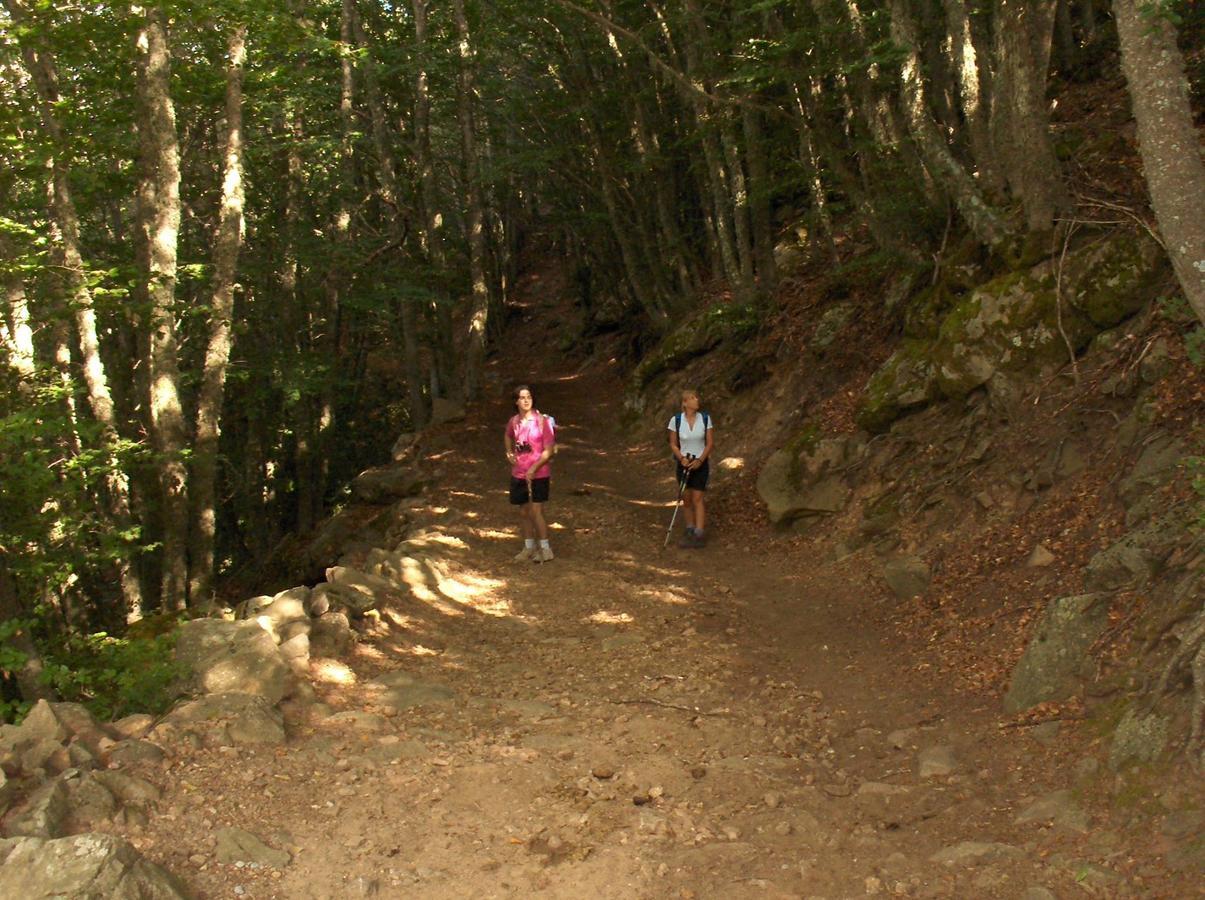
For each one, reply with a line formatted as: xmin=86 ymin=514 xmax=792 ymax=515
xmin=115 ymin=279 xmax=1202 ymax=900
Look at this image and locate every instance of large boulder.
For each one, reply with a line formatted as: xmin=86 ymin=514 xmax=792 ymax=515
xmin=0 ymin=833 xmax=190 ymax=899
xmin=1003 ymin=593 xmax=1110 ymax=713
xmin=1083 ymin=514 xmax=1182 ymax=592
xmin=350 ymin=465 xmax=428 ymax=504
xmin=857 ymin=230 xmax=1165 ymax=432
xmin=309 ymin=612 xmax=355 ymax=658
xmin=757 ymin=431 xmax=862 ymax=526
xmin=153 ymin=692 xmax=286 ymax=747
xmin=174 ymin=619 xmax=290 ymax=704
xmin=324 ymin=565 xmax=408 ymax=614
xmin=883 ymin=556 xmax=931 ymax=600
xmin=5 ymin=779 xmax=70 ymax=838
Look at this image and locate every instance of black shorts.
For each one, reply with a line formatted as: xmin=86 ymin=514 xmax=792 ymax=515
xmin=675 ymin=459 xmax=710 ymax=491
xmin=510 ymin=476 xmax=550 ymax=505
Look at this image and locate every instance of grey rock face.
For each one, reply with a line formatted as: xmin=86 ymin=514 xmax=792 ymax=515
xmin=310 ymin=612 xmax=355 ymax=658
xmin=1003 ymin=593 xmax=1109 ymax=714
xmin=5 ymin=779 xmax=70 ymax=838
xmin=351 ymin=465 xmax=429 ymax=503
xmin=214 ymin=826 xmax=291 ymax=868
xmin=175 ymin=618 xmax=290 ymax=704
xmin=1109 ymin=708 xmax=1169 ymax=771
xmin=154 ymin=693 xmax=286 ymax=747
xmin=883 ymin=555 xmax=931 ymax=599
xmin=929 ymin=841 xmax=1024 ymax=866
xmin=0 ymin=833 xmax=190 ymax=899
xmin=757 ymin=435 xmax=862 ymax=525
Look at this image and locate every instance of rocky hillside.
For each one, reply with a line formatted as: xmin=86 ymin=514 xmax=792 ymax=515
xmin=620 ymin=221 xmax=1203 ymax=777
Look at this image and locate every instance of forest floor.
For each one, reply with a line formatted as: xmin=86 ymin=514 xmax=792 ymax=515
xmin=124 ymin=277 xmax=1201 ymax=899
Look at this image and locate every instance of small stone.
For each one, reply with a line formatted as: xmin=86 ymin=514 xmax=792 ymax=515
xmin=865 ymin=875 xmax=883 ymax=894
xmin=689 ymin=766 xmax=706 ymax=779
xmin=592 ymin=765 xmax=614 ymax=780
xmin=774 ymin=822 xmax=793 ymax=836
xmin=918 ymin=745 xmax=957 ymax=778
xmin=763 ymin=791 xmax=782 ymax=809
xmin=887 ymin=728 xmax=917 ymax=750
xmin=1027 ymin=545 xmax=1056 ymax=567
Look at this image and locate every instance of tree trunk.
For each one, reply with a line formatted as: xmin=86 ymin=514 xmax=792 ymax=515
xmin=189 ymin=25 xmax=246 ymax=610
xmin=990 ymin=0 xmax=1065 ymax=234
xmin=719 ymin=109 xmax=756 ymax=299
xmin=454 ymin=0 xmax=491 ymax=400
xmin=7 ymin=0 xmax=144 ymax=621
xmin=0 ymin=236 xmax=35 ymax=382
xmin=411 ymin=0 xmax=453 ymax=408
xmin=136 ymin=5 xmax=188 ymax=613
xmin=1113 ymin=0 xmax=1205 ymax=325
xmin=357 ymin=7 xmax=427 ymax=426
xmin=741 ymin=105 xmax=777 ymax=296
xmin=890 ymin=0 xmax=1010 ymax=250
xmin=0 ymin=559 xmax=54 ymax=703
xmin=943 ymin=0 xmax=1003 ymax=193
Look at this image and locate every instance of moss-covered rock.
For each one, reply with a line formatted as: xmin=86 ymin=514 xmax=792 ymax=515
xmin=1003 ymin=593 xmax=1111 ymax=714
xmin=630 ymin=302 xmax=760 ymax=391
xmin=757 ymin=431 xmax=863 ymax=525
xmin=1067 ymin=230 xmax=1167 ymax=328
xmin=855 ymin=339 xmax=936 ymax=433
xmin=856 ymin=228 xmax=1166 ymax=431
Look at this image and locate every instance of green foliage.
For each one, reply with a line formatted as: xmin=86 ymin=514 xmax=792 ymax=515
xmin=1186 ymin=328 xmax=1205 ymax=368
xmin=38 ymin=629 xmax=184 ymax=722
xmin=1187 ymin=456 xmax=1205 ymax=531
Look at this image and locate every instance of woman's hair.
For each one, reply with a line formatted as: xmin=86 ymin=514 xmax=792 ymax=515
xmin=512 ymin=384 xmax=533 ymax=412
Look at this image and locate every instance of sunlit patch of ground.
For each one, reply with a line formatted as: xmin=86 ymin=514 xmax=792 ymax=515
xmin=313 ymin=659 xmax=356 ymax=685
xmin=635 ymin=586 xmax=694 ymax=606
xmin=395 ymin=555 xmax=511 ymax=617
xmin=587 ymin=610 xmax=635 ymax=625
xmin=472 ymin=528 xmax=514 ymax=540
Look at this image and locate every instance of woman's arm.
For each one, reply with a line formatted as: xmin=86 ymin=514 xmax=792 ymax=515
xmin=668 ymin=429 xmax=683 ymax=463
xmin=698 ymin=426 xmax=714 ymax=464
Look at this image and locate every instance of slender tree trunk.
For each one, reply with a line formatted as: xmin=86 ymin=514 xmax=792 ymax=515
xmin=990 ymin=0 xmax=1065 ymax=234
xmin=943 ymin=0 xmax=1003 ymax=193
xmin=453 ymin=0 xmax=491 ymax=400
xmin=0 ymin=237 xmax=35 ymax=381
xmin=356 ymin=8 xmax=427 ymax=426
xmin=890 ymin=0 xmax=1009 ymax=250
xmin=189 ymin=25 xmax=246 ymax=610
xmin=582 ymin=119 xmax=667 ymax=326
xmin=741 ymin=105 xmax=777 ymax=296
xmin=719 ymin=109 xmax=756 ymax=298
xmin=136 ymin=5 xmax=188 ymax=612
xmin=412 ymin=0 xmax=452 ymax=409
xmin=8 ymin=1 xmax=144 ymax=621
xmin=1113 ymin=0 xmax=1205 ymax=325
xmin=1054 ymin=0 xmax=1076 ymax=73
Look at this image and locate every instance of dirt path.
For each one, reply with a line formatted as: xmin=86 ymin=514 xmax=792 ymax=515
xmin=131 ymin=286 xmax=1195 ymax=900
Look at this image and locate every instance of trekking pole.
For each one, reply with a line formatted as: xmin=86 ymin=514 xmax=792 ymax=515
xmin=663 ymin=459 xmax=691 ymax=547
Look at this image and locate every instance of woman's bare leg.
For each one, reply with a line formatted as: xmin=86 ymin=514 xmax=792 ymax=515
xmin=530 ymin=502 xmax=549 ymax=541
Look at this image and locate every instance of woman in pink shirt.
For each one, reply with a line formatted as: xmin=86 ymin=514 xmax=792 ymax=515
xmin=504 ymin=385 xmax=556 ymax=562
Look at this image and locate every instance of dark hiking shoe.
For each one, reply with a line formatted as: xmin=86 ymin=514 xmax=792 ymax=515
xmin=678 ymin=531 xmax=699 ymax=548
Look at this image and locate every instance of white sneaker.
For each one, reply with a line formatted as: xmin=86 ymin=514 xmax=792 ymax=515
xmin=513 ymin=546 xmax=535 ymax=562
xmin=534 ymin=546 xmax=554 ymax=563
